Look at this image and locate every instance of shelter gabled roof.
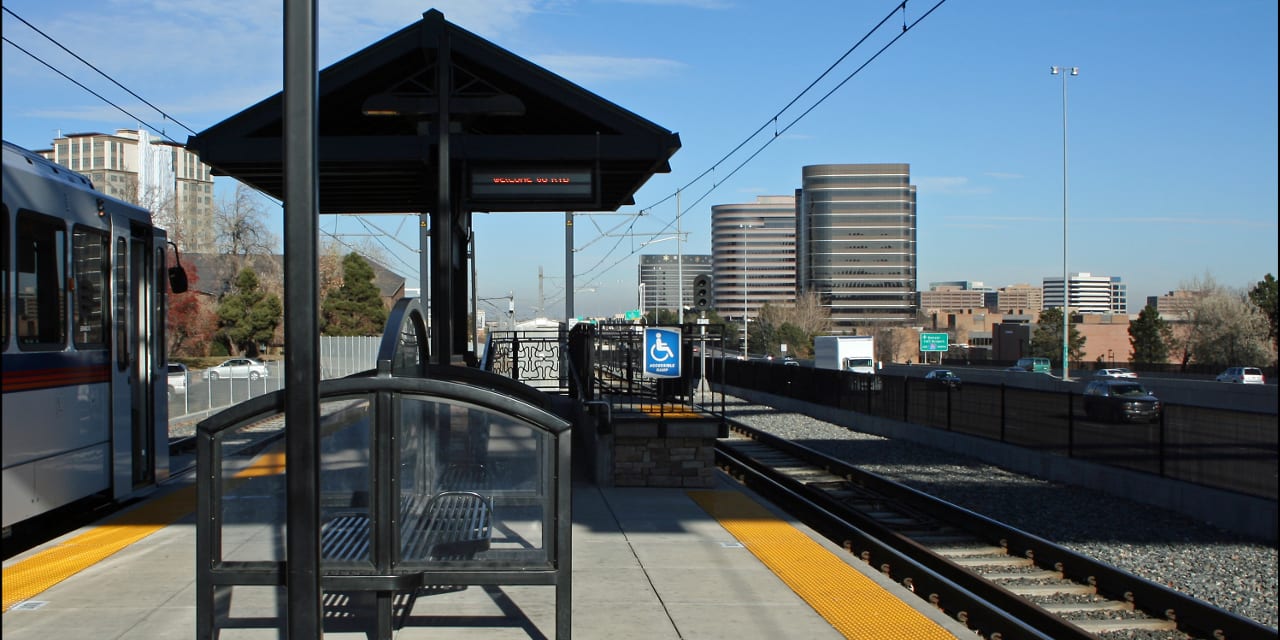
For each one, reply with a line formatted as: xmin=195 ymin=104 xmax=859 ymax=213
xmin=187 ymin=9 xmax=680 ymax=214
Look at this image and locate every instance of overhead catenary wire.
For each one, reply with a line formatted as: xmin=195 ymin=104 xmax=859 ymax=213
xmin=3 ymin=5 xmax=198 ymax=136
xmin=4 ymin=2 xmax=947 ymax=311
xmin=572 ymin=0 xmax=948 ymax=286
xmin=2 ymin=36 xmax=180 ymax=144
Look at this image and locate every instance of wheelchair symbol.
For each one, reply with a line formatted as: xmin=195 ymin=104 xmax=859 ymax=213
xmin=649 ymin=333 xmax=675 ymax=362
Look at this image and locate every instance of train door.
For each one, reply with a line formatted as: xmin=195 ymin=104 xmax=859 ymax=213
xmin=110 ymin=222 xmax=165 ymax=497
xmin=151 ymin=231 xmax=170 ymax=481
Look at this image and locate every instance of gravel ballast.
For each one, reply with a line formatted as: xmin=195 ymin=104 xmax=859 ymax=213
xmin=720 ymin=395 xmax=1279 ymax=632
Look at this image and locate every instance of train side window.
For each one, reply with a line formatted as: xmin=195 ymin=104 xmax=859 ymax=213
xmin=2 ymin=205 xmax=8 ymax=350
xmin=15 ymin=210 xmax=66 ymax=350
xmin=72 ymin=225 xmax=109 ymax=348
xmin=116 ymin=237 xmax=129 ymax=369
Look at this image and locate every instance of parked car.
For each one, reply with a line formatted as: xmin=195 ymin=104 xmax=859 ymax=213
xmin=1094 ymin=368 xmax=1137 ymax=379
xmin=924 ymin=369 xmax=962 ymax=389
xmin=167 ymin=363 xmax=188 ymax=399
xmin=1082 ymin=380 xmax=1161 ymax=423
xmin=1215 ymin=367 xmax=1265 ymax=384
xmin=203 ymin=358 xmax=269 ymax=381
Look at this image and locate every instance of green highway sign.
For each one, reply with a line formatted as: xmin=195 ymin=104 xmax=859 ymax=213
xmin=624 ymin=309 xmax=641 ymax=320
xmin=920 ymin=332 xmax=949 ymax=352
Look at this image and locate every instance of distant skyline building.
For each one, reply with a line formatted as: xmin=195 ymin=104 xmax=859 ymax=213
xmin=1043 ymin=272 xmax=1128 ymax=314
xmin=997 ymin=284 xmax=1044 ymax=315
xmin=1148 ymin=289 xmax=1202 ymax=320
xmin=920 ymin=280 xmax=996 ymax=312
xmin=710 ymin=195 xmax=797 ymax=323
xmin=637 ymin=254 xmax=712 ymax=315
xmin=796 ymin=163 xmax=917 ymax=328
xmin=920 ymin=286 xmax=988 ymax=312
xmin=38 ymin=129 xmax=216 ymax=252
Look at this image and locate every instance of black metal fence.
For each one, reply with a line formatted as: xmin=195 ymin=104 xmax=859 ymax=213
xmin=720 ymin=359 xmax=1278 ymax=500
xmin=570 ymin=323 xmax=728 ymax=415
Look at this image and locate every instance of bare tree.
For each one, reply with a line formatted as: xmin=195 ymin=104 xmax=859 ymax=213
xmin=874 ymin=325 xmax=921 ymax=364
xmin=1174 ymin=273 xmax=1273 ymax=367
xmin=319 ymin=240 xmax=346 ymax=301
xmin=215 ymin=183 xmax=278 ymax=265
xmin=758 ymin=291 xmax=832 ymax=336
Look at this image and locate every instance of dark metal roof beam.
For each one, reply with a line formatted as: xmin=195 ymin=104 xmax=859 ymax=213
xmin=192 ymin=135 xmax=675 ymax=164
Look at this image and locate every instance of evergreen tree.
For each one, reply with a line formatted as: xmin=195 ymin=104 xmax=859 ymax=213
xmin=216 ymin=268 xmax=282 ymax=357
xmin=321 ymin=253 xmax=388 ymax=336
xmin=1128 ymin=303 xmax=1173 ymax=364
xmin=1248 ymin=273 xmax=1278 ymax=357
xmin=1029 ymin=307 xmax=1086 ymax=364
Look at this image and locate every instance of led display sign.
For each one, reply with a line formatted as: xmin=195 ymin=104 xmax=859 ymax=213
xmin=470 ymin=168 xmax=594 ymax=201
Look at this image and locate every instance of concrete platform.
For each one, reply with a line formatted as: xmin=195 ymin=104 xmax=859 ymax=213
xmin=4 ymin=470 xmax=970 ymax=639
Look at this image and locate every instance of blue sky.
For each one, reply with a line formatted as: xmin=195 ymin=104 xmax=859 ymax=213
xmin=3 ymin=1 xmax=1276 ymax=320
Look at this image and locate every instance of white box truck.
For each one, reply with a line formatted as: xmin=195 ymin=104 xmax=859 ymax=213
xmin=814 ymin=335 xmax=882 ymax=391
xmin=813 ymin=335 xmax=880 ymax=374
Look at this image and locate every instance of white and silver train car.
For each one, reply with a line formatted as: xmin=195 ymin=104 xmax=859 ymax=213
xmin=2 ymin=140 xmax=176 ymax=530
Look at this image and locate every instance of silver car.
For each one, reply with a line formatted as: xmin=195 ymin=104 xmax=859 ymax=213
xmin=203 ymin=358 xmax=269 ymax=381
xmin=1215 ymin=367 xmax=1265 ymax=384
xmin=167 ymin=363 xmax=188 ymax=399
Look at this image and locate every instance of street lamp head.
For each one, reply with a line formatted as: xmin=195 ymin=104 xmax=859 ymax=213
xmin=1050 ymin=65 xmax=1059 ymax=75
xmin=1070 ymin=67 xmax=1079 ymax=76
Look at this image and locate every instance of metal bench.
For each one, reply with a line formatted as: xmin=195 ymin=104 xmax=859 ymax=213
xmin=320 ymin=491 xmax=492 ymax=564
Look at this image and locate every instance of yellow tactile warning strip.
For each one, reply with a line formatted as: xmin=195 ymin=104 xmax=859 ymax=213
xmin=1 ymin=484 xmax=196 ymax=612
xmin=2 ymin=448 xmax=288 ymax=612
xmin=688 ymin=489 xmax=955 ymax=640
xmin=633 ymin=403 xmax=703 ymax=419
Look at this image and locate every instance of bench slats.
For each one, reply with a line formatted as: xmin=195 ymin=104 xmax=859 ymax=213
xmin=321 ymin=491 xmax=492 ymax=565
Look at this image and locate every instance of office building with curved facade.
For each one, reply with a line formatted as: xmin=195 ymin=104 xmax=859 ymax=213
xmin=796 ymin=163 xmax=917 ymax=328
xmin=710 ymin=195 xmax=797 ymax=323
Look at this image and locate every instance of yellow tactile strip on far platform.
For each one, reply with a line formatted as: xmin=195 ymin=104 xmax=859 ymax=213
xmin=632 ymin=404 xmax=704 ymax=419
xmin=688 ymin=489 xmax=955 ymax=640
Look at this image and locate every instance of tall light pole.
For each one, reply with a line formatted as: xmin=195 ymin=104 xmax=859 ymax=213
xmin=1051 ymin=65 xmax=1078 ymax=381
xmin=742 ymin=222 xmax=747 ymax=358
xmin=676 ymin=189 xmax=683 ymax=324
xmin=638 ymin=282 xmax=646 ymax=321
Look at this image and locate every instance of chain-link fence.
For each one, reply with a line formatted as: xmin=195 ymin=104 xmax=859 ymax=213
xmin=169 ymin=336 xmax=381 ymax=428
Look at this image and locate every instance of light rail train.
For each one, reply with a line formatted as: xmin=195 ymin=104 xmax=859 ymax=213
xmin=2 ymin=140 xmax=184 ymax=532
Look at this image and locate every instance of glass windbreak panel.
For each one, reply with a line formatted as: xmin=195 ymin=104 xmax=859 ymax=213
xmin=318 ymin=397 xmax=374 ymax=569
xmin=217 ymin=410 xmax=290 ymax=563
xmin=396 ymin=394 xmax=551 ymax=571
xmin=217 ymin=397 xmax=373 ymax=564
xmin=390 ymin=316 xmax=423 ymax=376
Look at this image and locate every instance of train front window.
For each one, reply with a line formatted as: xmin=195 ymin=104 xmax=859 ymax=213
xmin=73 ymin=226 xmax=109 ymax=348
xmin=16 ymin=211 xmax=66 ymax=349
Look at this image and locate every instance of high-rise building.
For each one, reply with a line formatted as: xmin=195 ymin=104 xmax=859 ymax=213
xmin=1043 ymin=272 xmax=1128 ymax=314
xmin=796 ymin=163 xmax=917 ymax=328
xmin=710 ymin=196 xmax=797 ymax=322
xmin=637 ymin=254 xmax=712 ymax=316
xmin=38 ymin=129 xmax=216 ymax=252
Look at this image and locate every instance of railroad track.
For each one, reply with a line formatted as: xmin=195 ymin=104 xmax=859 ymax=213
xmin=717 ymin=420 xmax=1275 ymax=640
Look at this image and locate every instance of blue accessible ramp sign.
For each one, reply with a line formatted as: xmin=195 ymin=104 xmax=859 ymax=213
xmin=643 ymin=327 xmax=682 ymax=378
